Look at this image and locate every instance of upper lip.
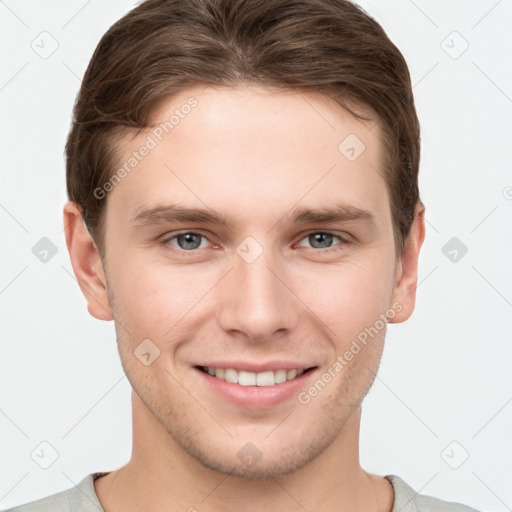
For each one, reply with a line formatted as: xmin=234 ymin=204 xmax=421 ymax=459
xmin=195 ymin=361 xmax=317 ymax=373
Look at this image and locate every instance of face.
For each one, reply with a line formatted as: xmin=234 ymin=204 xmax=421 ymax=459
xmin=68 ymin=84 xmax=422 ymax=479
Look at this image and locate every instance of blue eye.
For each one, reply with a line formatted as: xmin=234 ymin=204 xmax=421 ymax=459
xmin=297 ymin=232 xmax=344 ymax=252
xmin=160 ymin=230 xmax=347 ymax=254
xmin=163 ymin=232 xmax=210 ymax=251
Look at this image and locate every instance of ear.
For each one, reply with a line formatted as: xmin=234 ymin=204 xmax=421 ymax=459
xmin=388 ymin=202 xmax=426 ymax=323
xmin=63 ymin=201 xmax=113 ymax=321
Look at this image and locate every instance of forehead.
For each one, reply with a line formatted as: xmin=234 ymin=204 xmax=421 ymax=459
xmin=108 ymin=84 xmax=391 ymax=229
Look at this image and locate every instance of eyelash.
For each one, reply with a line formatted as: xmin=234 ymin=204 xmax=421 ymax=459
xmin=160 ymin=230 xmax=349 ymax=255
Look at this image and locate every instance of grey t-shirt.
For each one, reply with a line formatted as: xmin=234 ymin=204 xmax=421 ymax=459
xmin=2 ymin=472 xmax=480 ymax=512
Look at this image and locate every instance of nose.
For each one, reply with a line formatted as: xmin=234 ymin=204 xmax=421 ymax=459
xmin=216 ymin=246 xmax=300 ymax=342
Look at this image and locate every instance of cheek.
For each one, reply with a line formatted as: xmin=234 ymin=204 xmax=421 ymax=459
xmin=107 ymin=254 xmax=214 ymax=337
xmin=106 ymin=241 xmax=395 ymax=345
xmin=292 ymin=258 xmax=394 ymax=337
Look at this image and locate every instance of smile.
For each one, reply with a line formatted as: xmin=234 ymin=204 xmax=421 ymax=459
xmin=198 ymin=366 xmax=312 ymax=386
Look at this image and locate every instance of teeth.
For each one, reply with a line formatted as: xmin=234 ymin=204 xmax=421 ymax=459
xmin=224 ymin=368 xmax=238 ymax=384
xmin=274 ymin=369 xmax=287 ymax=384
xmin=238 ymin=370 xmax=256 ymax=386
xmin=203 ymin=366 xmax=307 ymax=386
xmin=256 ymin=370 xmax=275 ymax=387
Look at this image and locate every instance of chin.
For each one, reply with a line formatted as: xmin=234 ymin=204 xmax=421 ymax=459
xmin=195 ymin=449 xmax=314 ymax=480
xmin=175 ymin=420 xmax=339 ymax=480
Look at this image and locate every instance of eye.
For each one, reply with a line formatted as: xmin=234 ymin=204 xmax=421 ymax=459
xmin=161 ymin=231 xmax=211 ymax=251
xmin=296 ymin=231 xmax=346 ymax=252
xmin=160 ymin=230 xmax=348 ymax=255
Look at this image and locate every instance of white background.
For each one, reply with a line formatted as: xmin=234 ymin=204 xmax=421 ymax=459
xmin=1 ymin=0 xmax=511 ymax=510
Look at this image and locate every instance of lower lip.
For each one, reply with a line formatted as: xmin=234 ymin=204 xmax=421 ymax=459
xmin=194 ymin=367 xmax=317 ymax=409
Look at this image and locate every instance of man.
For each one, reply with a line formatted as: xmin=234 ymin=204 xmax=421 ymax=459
xmin=4 ymin=0 xmax=479 ymax=510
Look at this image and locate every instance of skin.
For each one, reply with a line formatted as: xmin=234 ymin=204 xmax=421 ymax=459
xmin=64 ymin=84 xmax=425 ymax=512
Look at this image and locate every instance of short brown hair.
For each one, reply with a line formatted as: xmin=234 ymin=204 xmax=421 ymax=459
xmin=66 ymin=0 xmax=421 ymax=256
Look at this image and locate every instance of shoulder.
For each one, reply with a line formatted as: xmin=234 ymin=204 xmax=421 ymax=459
xmin=1 ymin=474 xmax=104 ymax=512
xmin=387 ymin=475 xmax=481 ymax=512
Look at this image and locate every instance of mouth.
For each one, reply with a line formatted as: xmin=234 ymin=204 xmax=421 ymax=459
xmin=195 ymin=365 xmax=317 ymax=387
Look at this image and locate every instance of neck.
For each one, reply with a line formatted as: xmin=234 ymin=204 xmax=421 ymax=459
xmin=94 ymin=391 xmax=394 ymax=512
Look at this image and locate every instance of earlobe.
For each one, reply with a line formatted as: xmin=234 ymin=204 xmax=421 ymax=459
xmin=388 ymin=202 xmax=426 ymax=324
xmin=63 ymin=201 xmax=113 ymax=321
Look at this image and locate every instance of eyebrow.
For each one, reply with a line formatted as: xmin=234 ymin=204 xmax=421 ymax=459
xmin=130 ymin=203 xmax=377 ymax=228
